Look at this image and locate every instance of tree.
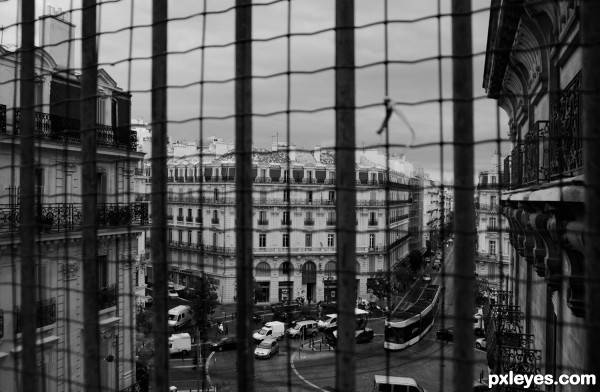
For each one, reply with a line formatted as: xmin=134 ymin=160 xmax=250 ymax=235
xmin=393 ymin=264 xmax=415 ymax=292
xmin=189 ymin=277 xmax=220 ymax=338
xmin=474 ymin=278 xmax=490 ymax=306
xmin=405 ymin=249 xmax=424 ymax=273
xmin=367 ymin=270 xmax=399 ymax=300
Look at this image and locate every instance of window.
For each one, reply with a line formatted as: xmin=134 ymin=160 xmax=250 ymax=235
xmin=489 ymin=217 xmax=497 ymax=229
xmin=212 ymin=210 xmax=219 ymax=224
xmin=490 ymin=195 xmax=497 ymax=209
xmin=327 ymin=234 xmax=335 ymax=247
xmin=327 ymin=211 xmax=336 ymax=225
xmin=369 ymin=212 xmax=377 ymax=225
xmin=283 ymin=170 xmax=289 ymax=181
xmin=328 ymin=191 xmax=335 ymax=202
xmin=283 ymin=189 xmax=290 ymax=202
xmin=255 ymin=262 xmax=271 ymax=277
xmin=197 ymin=231 xmax=202 ymax=245
xmin=279 ymin=262 xmax=294 ymax=275
xmin=188 ymin=230 xmax=192 ymax=243
xmin=307 ymin=191 xmax=313 ymax=203
xmin=259 ymin=234 xmax=266 ymax=248
xmin=369 ymin=233 xmax=375 ymax=248
xmin=369 ymin=255 xmax=376 ymax=272
xmin=305 ymin=234 xmax=312 ymax=248
xmin=96 ymin=172 xmax=106 ymax=204
xmin=258 ymin=211 xmax=268 ymax=225
xmin=282 ymin=233 xmax=289 ymax=247
xmin=305 ymin=211 xmax=313 ymax=223
xmin=370 ymin=191 xmax=376 ymax=201
xmin=214 ymin=188 xmax=219 ymax=201
xmin=489 ymin=240 xmax=496 ymax=255
xmin=282 ymin=211 xmax=291 ymax=225
xmin=168 ymin=229 xmax=173 ymax=241
xmin=491 ymin=176 xmax=496 ymax=184
xmin=178 ymin=230 xmax=183 ymax=243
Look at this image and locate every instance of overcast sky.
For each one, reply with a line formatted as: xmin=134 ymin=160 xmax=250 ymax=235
xmin=0 ymin=0 xmax=510 ymax=181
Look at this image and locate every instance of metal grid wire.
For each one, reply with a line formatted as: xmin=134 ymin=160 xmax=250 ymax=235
xmin=0 ymin=0 xmax=599 ymax=391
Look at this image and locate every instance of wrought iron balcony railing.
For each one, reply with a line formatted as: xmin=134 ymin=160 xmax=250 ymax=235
xmin=99 ymin=284 xmax=117 ymax=310
xmin=510 ymin=144 xmax=523 ymax=189
xmin=0 ymin=104 xmax=6 ymax=134
xmin=15 ymin=298 xmax=57 ymax=333
xmin=281 ymin=219 xmax=292 ymax=225
xmin=550 ymin=72 xmax=582 ymax=180
xmin=257 ymin=219 xmax=269 ymax=225
xmin=8 ymin=109 xmax=138 ymax=152
xmin=304 ymin=220 xmax=315 ymax=226
xmin=523 ymin=121 xmax=550 ymax=185
xmin=0 ymin=202 xmax=149 ymax=235
xmin=368 ymin=220 xmax=378 ymax=226
xmin=503 ymin=155 xmax=511 ymax=187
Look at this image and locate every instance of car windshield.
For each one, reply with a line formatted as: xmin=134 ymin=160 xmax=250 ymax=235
xmin=258 ymin=341 xmax=271 ymax=349
xmin=290 ymin=323 xmax=300 ymax=330
xmin=258 ymin=328 xmax=270 ymax=335
xmin=321 ymin=316 xmax=333 ymax=322
xmin=168 ymin=314 xmax=176 ymax=320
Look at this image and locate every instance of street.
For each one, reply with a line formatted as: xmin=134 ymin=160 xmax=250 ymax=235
xmin=166 ymin=242 xmax=489 ymax=392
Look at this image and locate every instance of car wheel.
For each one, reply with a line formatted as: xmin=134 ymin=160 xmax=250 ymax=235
xmin=476 ymin=343 xmax=481 ymax=349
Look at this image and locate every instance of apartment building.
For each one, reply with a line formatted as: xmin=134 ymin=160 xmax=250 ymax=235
xmin=475 ymin=153 xmax=510 ymax=289
xmin=483 ymin=0 xmax=587 ymax=385
xmin=154 ymin=144 xmax=415 ymax=304
xmin=0 ymin=10 xmax=146 ymax=392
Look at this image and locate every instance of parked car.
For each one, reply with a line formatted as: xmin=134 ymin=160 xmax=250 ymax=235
xmin=475 ymin=337 xmax=487 ymax=350
xmin=210 ymin=336 xmax=237 ymax=352
xmin=168 ymin=289 xmax=179 ymax=299
xmin=254 ymin=338 xmax=279 ymax=359
xmin=287 ymin=320 xmax=319 ymax=339
xmin=422 ymin=274 xmax=432 ymax=282
xmin=436 ymin=328 xmax=454 ymax=341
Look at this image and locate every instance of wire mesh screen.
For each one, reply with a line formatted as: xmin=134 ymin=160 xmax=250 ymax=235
xmin=0 ymin=0 xmax=599 ymax=391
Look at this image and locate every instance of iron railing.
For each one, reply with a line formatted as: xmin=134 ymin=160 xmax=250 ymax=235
xmin=9 ymin=109 xmax=138 ymax=152
xmin=15 ymin=298 xmax=56 ymax=333
xmin=550 ymin=72 xmax=582 ymax=180
xmin=510 ymin=144 xmax=523 ymax=189
xmin=0 ymin=104 xmax=6 ymax=133
xmin=98 ymin=284 xmax=117 ymax=310
xmin=166 ymin=195 xmax=412 ymax=207
xmin=522 ymin=121 xmax=549 ymax=185
xmin=0 ymin=202 xmax=148 ymax=235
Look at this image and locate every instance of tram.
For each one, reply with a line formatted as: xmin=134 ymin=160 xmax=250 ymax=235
xmin=383 ymin=284 xmax=441 ymax=350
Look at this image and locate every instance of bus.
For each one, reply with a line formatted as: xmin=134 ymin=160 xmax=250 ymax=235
xmin=383 ymin=285 xmax=441 ymax=350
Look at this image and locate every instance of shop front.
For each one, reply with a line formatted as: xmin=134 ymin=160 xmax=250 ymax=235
xmin=278 ymin=281 xmax=293 ymax=302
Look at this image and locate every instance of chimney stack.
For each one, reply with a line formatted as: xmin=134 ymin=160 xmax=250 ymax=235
xmin=40 ymin=5 xmax=75 ymax=70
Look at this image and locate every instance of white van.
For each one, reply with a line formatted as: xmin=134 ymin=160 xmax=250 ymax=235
xmin=169 ymin=333 xmax=191 ymax=356
xmin=373 ymin=375 xmax=427 ymax=392
xmin=168 ymin=305 xmax=193 ymax=331
xmin=286 ymin=320 xmax=319 ymax=339
xmin=252 ymin=321 xmax=285 ymax=344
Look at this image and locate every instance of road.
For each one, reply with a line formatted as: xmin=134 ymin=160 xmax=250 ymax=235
xmin=168 ymin=242 xmax=489 ymax=391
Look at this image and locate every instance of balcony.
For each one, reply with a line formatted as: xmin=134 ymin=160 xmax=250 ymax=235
xmin=195 ymin=217 xmax=202 ymax=223
xmin=0 ymin=202 xmax=149 ymax=236
xmin=99 ymin=284 xmax=117 ymax=310
xmin=176 ymin=216 xmax=184 ymax=222
xmin=167 ymin=215 xmax=173 ymax=221
xmin=509 ymin=144 xmax=523 ymax=189
xmin=326 ymin=220 xmax=336 ymax=226
xmin=15 ymin=298 xmax=57 ymax=333
xmin=549 ymin=72 xmax=582 ymax=180
xmin=258 ymin=219 xmax=269 ymax=226
xmin=211 ymin=218 xmax=220 ymax=225
xmin=281 ymin=219 xmax=292 ymax=225
xmin=522 ymin=121 xmax=550 ymax=186
xmin=304 ymin=220 xmax=315 ymax=226
xmin=368 ymin=220 xmax=378 ymax=226
xmin=6 ymin=109 xmax=138 ymax=152
xmin=186 ymin=216 xmax=193 ymax=223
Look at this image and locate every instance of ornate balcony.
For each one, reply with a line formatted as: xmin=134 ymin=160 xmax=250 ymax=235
xmin=0 ymin=202 xmax=149 ymax=235
xmin=15 ymin=298 xmax=57 ymax=333
xmin=304 ymin=220 xmax=315 ymax=226
xmin=523 ymin=121 xmax=549 ymax=186
xmin=10 ymin=109 xmax=137 ymax=152
xmin=257 ymin=219 xmax=269 ymax=226
xmin=550 ymin=72 xmax=582 ymax=180
xmin=510 ymin=144 xmax=523 ymax=189
xmin=0 ymin=104 xmax=6 ymax=133
xmin=99 ymin=284 xmax=117 ymax=310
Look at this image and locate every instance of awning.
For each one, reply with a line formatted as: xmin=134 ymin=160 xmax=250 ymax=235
xmin=315 ymin=170 xmax=326 ymax=183
xmin=270 ymin=168 xmax=281 ymax=181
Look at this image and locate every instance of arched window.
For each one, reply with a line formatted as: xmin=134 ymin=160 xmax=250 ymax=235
xmin=324 ymin=261 xmax=336 ymax=275
xmin=301 ymin=261 xmax=317 ymax=284
xmin=255 ymin=262 xmax=271 ymax=277
xmin=279 ymin=261 xmax=294 ymax=276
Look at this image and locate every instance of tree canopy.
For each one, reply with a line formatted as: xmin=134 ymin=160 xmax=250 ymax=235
xmin=189 ymin=277 xmax=220 ymax=337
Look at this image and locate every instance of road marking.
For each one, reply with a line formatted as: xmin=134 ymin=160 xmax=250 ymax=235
xmin=205 ymin=351 xmax=215 ymax=385
xmin=290 ymin=354 xmax=328 ymax=392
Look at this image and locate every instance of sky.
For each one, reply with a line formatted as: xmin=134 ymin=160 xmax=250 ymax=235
xmin=0 ymin=0 xmax=511 ymax=182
